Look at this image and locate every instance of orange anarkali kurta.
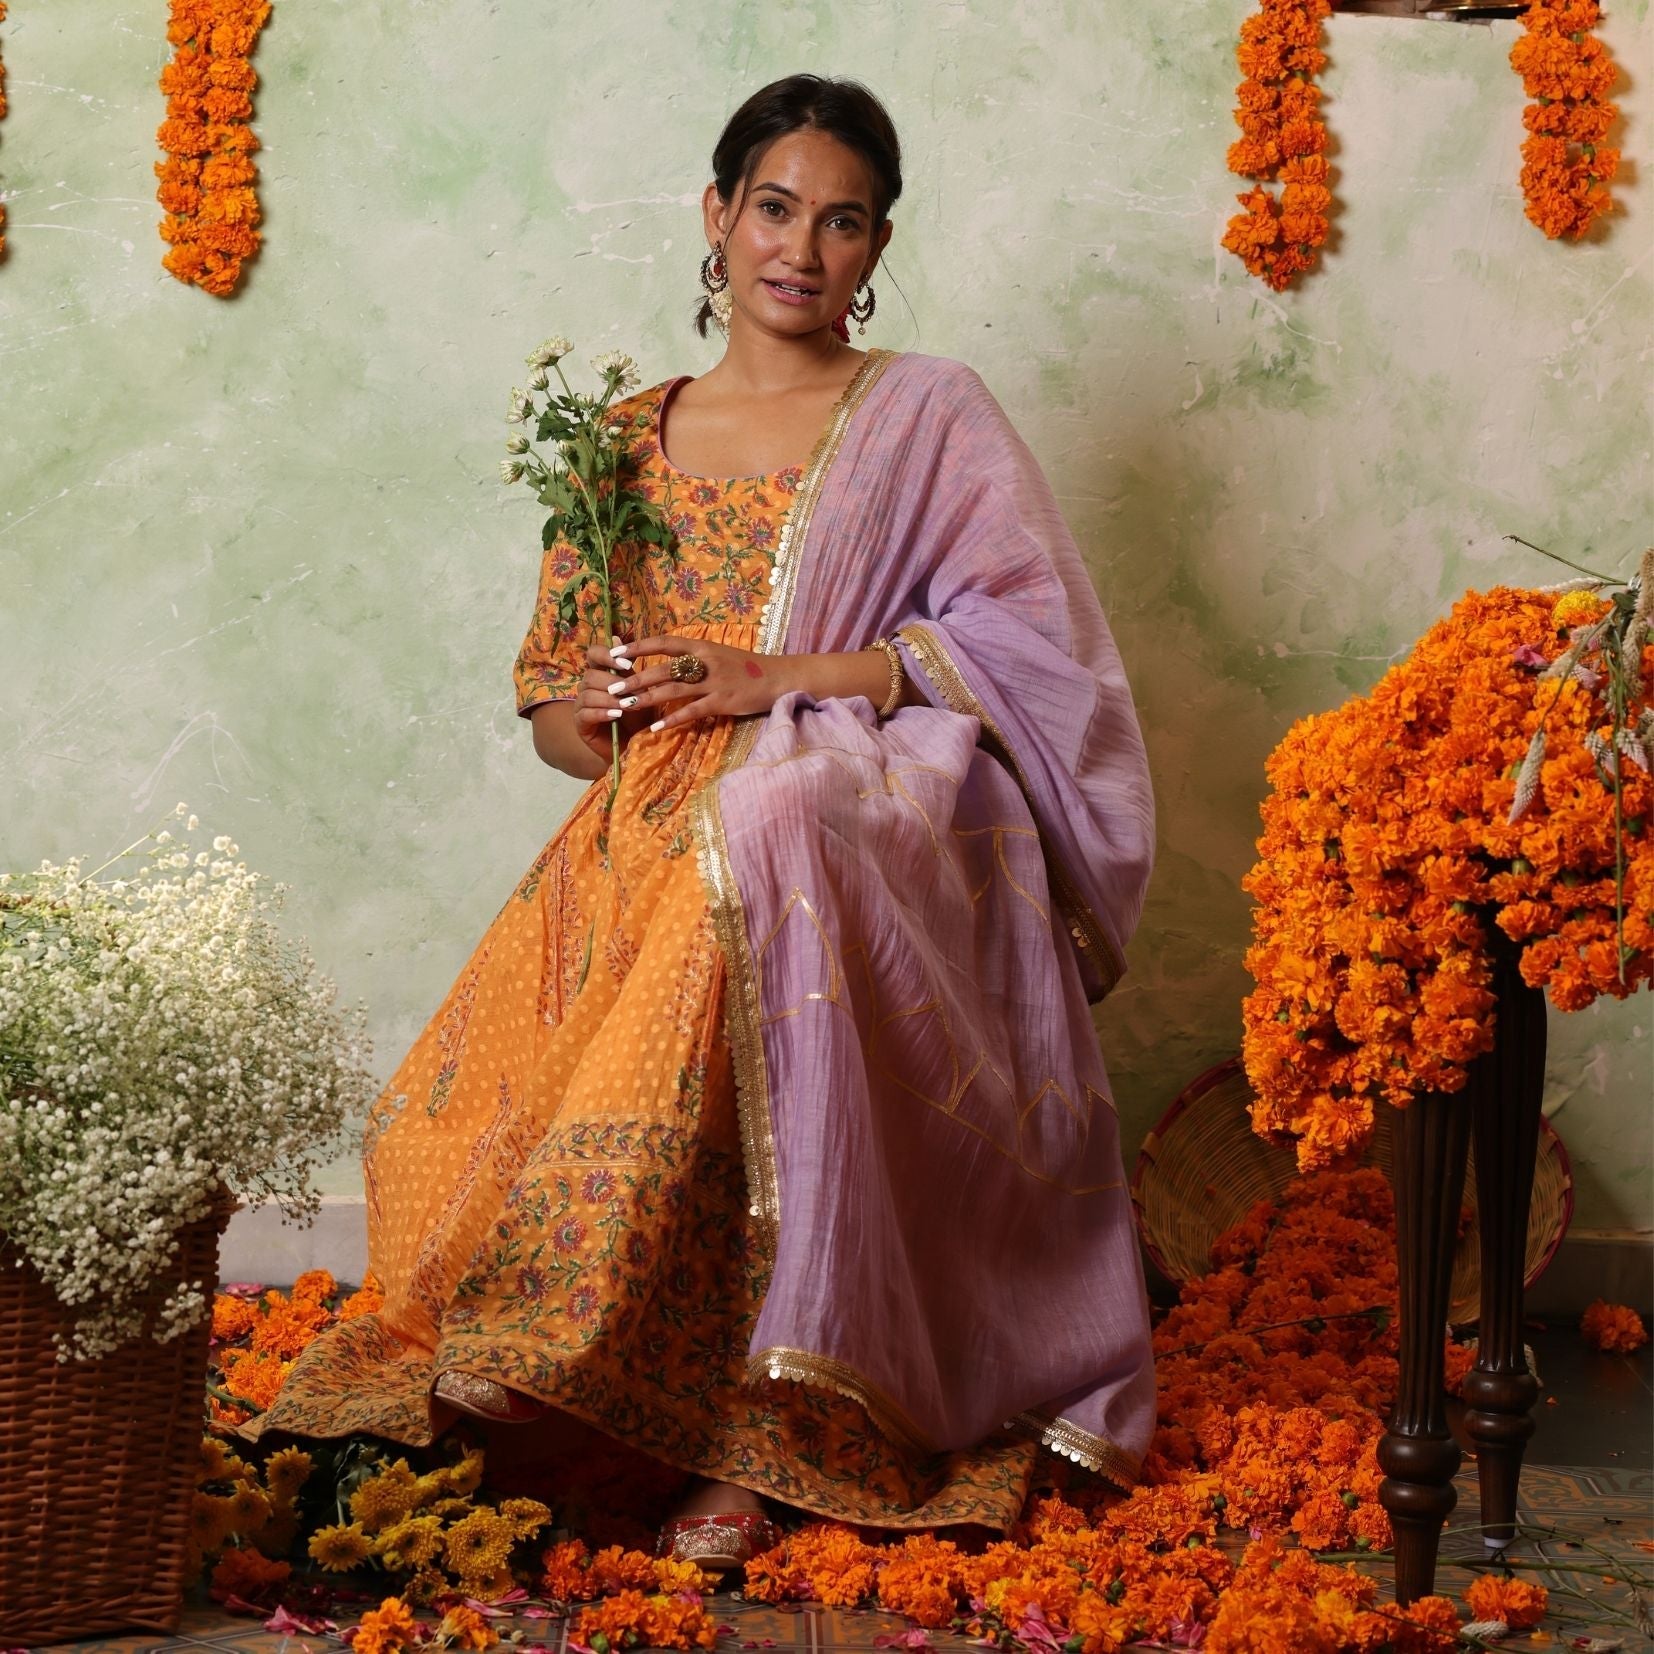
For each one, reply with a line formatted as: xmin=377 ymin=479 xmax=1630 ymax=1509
xmin=251 ymin=375 xmax=1042 ymax=1527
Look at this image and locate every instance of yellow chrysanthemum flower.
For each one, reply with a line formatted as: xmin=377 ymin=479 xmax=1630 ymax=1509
xmin=198 ymin=1435 xmax=240 ymax=1482
xmin=189 ymin=1492 xmax=237 ymax=1552
xmin=375 ymin=1514 xmax=445 ymax=1569
xmin=263 ymin=1445 xmax=314 ymax=1498
xmin=498 ymin=1496 xmax=551 ymax=1542
xmin=226 ymin=1481 xmax=271 ymax=1535
xmin=442 ymin=1508 xmax=515 ymax=1579
xmin=309 ymin=1521 xmax=374 ymax=1571
xmin=349 ymin=1458 xmax=422 ymax=1532
xmin=438 ymin=1447 xmax=486 ymax=1497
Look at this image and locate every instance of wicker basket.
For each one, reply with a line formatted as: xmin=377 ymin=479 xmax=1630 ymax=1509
xmin=0 ymin=1198 xmax=231 ymax=1644
xmin=1131 ymin=1059 xmax=1574 ymax=1326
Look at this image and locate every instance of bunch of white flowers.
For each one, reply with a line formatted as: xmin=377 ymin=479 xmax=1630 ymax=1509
xmin=494 ymin=333 xmax=668 ymax=803
xmin=0 ymin=805 xmax=376 ymax=1361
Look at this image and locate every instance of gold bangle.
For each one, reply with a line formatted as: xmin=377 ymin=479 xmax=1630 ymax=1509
xmin=870 ymin=635 xmax=905 ymax=719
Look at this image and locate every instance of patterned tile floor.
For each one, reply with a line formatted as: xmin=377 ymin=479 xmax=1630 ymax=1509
xmin=20 ymin=1327 xmax=1651 ymax=1653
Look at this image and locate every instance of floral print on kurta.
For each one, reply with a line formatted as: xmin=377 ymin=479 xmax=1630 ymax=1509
xmin=249 ymin=378 xmax=1041 ymax=1528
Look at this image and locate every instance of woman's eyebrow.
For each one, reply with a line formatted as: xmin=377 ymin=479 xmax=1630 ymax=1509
xmin=750 ymin=181 xmax=869 ymax=214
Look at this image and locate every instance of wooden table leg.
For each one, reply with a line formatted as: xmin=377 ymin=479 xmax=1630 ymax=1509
xmin=1462 ymin=938 xmax=1547 ymax=1548
xmin=1379 ymin=1087 xmax=1473 ymax=1604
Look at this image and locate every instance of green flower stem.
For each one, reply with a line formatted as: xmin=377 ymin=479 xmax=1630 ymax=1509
xmin=1153 ymin=1304 xmax=1387 ymax=1360
xmin=551 ymin=361 xmax=623 ymax=808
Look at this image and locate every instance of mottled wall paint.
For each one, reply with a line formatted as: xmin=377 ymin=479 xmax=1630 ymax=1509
xmin=2 ymin=2 xmax=1648 ymax=1224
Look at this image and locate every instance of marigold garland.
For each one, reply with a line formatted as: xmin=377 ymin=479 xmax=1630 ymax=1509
xmin=1509 ymin=0 xmax=1620 ymax=240
xmin=0 ymin=2 xmax=9 ymax=260
xmin=1243 ymin=583 xmax=1652 ymax=1170
xmin=154 ymin=0 xmax=270 ymax=296
xmin=1222 ymin=0 xmax=1334 ymax=292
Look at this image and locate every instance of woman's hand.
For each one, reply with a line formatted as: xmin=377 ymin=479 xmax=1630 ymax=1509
xmin=606 ymin=635 xmax=788 ymax=733
xmin=572 ymin=637 xmax=646 ymax=767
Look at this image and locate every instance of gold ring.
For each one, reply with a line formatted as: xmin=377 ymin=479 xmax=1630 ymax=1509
xmin=670 ymin=653 xmax=708 ymax=684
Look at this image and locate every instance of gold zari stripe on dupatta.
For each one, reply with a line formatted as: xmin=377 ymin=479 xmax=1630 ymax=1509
xmin=1013 ymin=1409 xmax=1141 ymax=1491
xmin=896 ymin=620 xmax=1126 ymax=998
xmin=690 ymin=348 xmax=896 ymax=1260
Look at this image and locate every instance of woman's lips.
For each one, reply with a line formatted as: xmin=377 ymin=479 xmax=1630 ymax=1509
xmin=762 ymin=279 xmax=820 ymax=305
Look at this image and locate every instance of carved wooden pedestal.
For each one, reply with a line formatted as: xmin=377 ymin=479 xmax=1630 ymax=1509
xmin=1377 ymin=934 xmax=1547 ymax=1603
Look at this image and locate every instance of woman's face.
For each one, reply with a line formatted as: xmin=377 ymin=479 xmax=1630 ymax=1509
xmin=704 ymin=127 xmax=893 ymax=341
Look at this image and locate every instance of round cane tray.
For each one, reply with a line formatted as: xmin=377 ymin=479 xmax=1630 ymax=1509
xmin=1130 ymin=1058 xmax=1574 ymax=1326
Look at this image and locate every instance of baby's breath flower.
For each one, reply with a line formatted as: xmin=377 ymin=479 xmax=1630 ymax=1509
xmin=0 ymin=809 xmax=372 ymax=1360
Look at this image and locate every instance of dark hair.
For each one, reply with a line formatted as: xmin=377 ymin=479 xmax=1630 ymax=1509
xmin=693 ymin=74 xmax=903 ymax=338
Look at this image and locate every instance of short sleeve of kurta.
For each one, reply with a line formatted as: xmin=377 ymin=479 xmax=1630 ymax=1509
xmin=513 ymin=534 xmax=599 ymax=716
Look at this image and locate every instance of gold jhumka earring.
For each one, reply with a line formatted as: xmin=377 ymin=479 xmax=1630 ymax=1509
xmin=700 ymin=242 xmax=733 ymax=336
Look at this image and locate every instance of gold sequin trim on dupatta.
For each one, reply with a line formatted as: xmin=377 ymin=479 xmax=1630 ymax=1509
xmin=1012 ymin=1408 xmax=1141 ymax=1492
xmin=749 ymin=1345 xmax=937 ymax=1457
xmin=689 ymin=348 xmax=896 ymax=1258
xmin=896 ymin=621 xmax=1127 ymax=998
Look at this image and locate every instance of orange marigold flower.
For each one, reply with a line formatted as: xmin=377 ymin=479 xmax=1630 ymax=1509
xmin=352 ymin=1596 xmax=420 ymax=1654
xmin=437 ymin=1605 xmax=499 ymax=1651
xmin=540 ymin=1537 xmax=599 ymax=1602
xmin=291 ymin=1267 xmax=337 ymax=1303
xmin=1580 ymin=1299 xmax=1650 ymax=1353
xmin=1464 ymin=1573 xmax=1548 ymax=1629
xmin=207 ymin=1544 xmax=290 ymax=1603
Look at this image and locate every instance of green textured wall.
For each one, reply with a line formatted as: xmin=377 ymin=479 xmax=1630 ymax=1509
xmin=2 ymin=2 xmax=1649 ymax=1228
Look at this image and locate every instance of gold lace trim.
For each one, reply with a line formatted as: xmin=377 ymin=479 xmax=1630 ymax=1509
xmin=691 ymin=348 xmax=898 ymax=1253
xmin=896 ymin=621 xmax=1125 ymax=998
xmin=750 ymin=1345 xmax=937 ymax=1456
xmin=1012 ymin=1408 xmax=1140 ymax=1491
xmin=759 ymin=349 xmax=897 ymax=654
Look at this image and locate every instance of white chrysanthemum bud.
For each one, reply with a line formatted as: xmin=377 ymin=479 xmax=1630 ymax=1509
xmin=505 ymin=433 xmax=529 ymax=455
xmin=504 ymin=389 xmax=531 ymax=425
xmin=500 ymin=459 xmax=526 ymax=484
xmin=528 ymin=368 xmax=550 ymax=392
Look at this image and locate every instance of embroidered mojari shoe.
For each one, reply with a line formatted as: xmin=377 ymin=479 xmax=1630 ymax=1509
xmin=656 ymin=1510 xmax=780 ymax=1573
xmin=432 ymin=1370 xmax=548 ymax=1424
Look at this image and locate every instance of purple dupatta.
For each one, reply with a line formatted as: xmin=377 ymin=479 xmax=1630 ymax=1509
xmin=689 ymin=350 xmax=1157 ymax=1485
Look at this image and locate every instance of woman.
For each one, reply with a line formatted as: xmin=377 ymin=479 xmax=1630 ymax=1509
xmin=252 ymin=73 xmax=1157 ymax=1569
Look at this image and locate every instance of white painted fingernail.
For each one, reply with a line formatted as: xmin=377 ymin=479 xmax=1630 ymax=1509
xmin=618 ymin=696 xmax=638 ymax=709
xmin=604 ymin=709 xmax=623 ymax=721
xmin=650 ymin=719 xmax=665 ymax=732
xmin=613 ymin=656 xmax=634 ymax=671
xmin=606 ymin=680 xmax=627 ymax=694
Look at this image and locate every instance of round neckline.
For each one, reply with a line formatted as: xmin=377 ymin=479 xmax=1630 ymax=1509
xmin=653 ymin=357 xmax=876 ymax=484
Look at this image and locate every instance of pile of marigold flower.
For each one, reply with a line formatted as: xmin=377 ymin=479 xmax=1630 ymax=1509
xmin=1222 ymin=0 xmax=1334 ymax=292
xmin=1244 ymin=582 xmax=1652 ymax=1170
xmin=201 ymin=1176 xmax=1587 ymax=1649
xmin=209 ymin=1267 xmax=384 ymax=1430
xmin=1509 ymin=0 xmax=1620 ymax=241
xmin=155 ymin=0 xmax=270 ymax=296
